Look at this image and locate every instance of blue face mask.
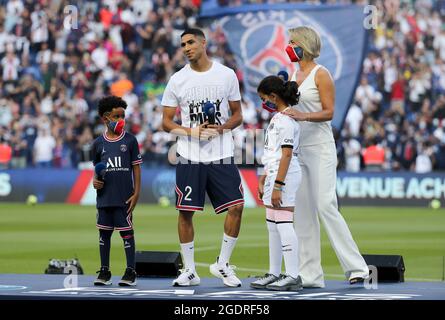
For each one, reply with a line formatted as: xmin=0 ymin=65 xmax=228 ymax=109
xmin=262 ymin=100 xmax=277 ymax=113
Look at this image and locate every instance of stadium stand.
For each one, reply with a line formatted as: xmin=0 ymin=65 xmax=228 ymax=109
xmin=1 ymin=0 xmax=445 ymax=172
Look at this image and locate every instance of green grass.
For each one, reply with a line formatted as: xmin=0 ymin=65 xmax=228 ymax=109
xmin=0 ymin=203 xmax=444 ymax=282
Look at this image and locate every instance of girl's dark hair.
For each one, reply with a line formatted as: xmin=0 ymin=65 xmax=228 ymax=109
xmin=257 ymin=76 xmax=300 ymax=106
xmin=98 ymin=96 xmax=127 ymax=117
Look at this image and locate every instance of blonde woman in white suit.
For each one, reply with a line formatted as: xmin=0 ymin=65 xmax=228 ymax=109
xmin=282 ymin=26 xmax=369 ymax=288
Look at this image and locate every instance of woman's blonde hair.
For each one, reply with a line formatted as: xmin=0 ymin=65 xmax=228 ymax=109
xmin=288 ymin=26 xmax=321 ymax=61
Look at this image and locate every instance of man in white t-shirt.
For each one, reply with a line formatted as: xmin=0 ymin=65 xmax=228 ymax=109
xmin=345 ymin=102 xmax=363 ymax=138
xmin=33 ymin=129 xmax=56 ymax=168
xmin=162 ymin=28 xmax=244 ymax=288
xmin=343 ymin=136 xmax=362 ymax=172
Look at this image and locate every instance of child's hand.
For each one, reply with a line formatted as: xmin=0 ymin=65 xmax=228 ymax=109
xmin=271 ymin=189 xmax=282 ymax=208
xmin=126 ymin=193 xmax=139 ymax=213
xmin=93 ymin=177 xmax=104 ymax=190
xmin=258 ymin=175 xmax=266 ymax=200
xmin=258 ymin=184 xmax=264 ymax=200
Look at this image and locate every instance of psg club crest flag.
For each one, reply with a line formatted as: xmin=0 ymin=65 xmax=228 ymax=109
xmin=200 ymin=2 xmax=369 ymax=130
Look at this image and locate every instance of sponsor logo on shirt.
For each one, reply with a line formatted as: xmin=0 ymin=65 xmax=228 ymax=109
xmin=106 ymin=156 xmax=130 ymax=172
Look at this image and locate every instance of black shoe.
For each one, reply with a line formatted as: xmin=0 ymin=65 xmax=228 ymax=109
xmin=118 ymin=267 xmax=137 ymax=286
xmin=349 ymin=277 xmax=365 ymax=285
xmin=94 ymin=267 xmax=112 ymax=286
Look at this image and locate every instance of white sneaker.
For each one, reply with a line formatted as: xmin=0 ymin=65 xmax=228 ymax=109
xmin=172 ymin=269 xmax=200 ymax=286
xmin=250 ymin=273 xmax=279 ymax=289
xmin=209 ymin=257 xmax=242 ymax=287
xmin=266 ymin=274 xmax=303 ymax=291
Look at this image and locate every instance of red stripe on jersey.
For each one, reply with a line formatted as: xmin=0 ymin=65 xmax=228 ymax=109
xmin=66 ymin=170 xmax=94 ymax=204
xmin=102 ymin=131 xmax=125 ymax=142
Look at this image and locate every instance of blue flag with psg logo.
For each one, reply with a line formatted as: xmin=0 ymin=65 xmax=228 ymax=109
xmin=200 ymin=2 xmax=369 ymax=130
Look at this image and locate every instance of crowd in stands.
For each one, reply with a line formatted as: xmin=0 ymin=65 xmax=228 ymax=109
xmin=342 ymin=0 xmax=445 ymax=172
xmin=1 ymin=0 xmax=445 ymax=173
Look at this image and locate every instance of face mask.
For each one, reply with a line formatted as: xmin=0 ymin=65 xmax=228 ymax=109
xmin=286 ymin=45 xmax=304 ymax=62
xmin=262 ymin=100 xmax=277 ymax=113
xmin=107 ymin=118 xmax=125 ymax=135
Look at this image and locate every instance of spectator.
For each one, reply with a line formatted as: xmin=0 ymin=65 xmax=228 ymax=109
xmin=415 ymin=143 xmax=433 ymax=173
xmin=33 ymin=128 xmax=56 ymax=168
xmin=344 ymin=101 xmax=363 ymax=138
xmin=362 ymin=138 xmax=385 ymax=171
xmin=343 ymin=136 xmax=362 ymax=172
xmin=0 ymin=137 xmax=12 ymax=169
xmin=1 ymin=51 xmax=20 ymax=82
xmin=10 ymin=124 xmax=27 ymax=168
xmin=1 ymin=0 xmax=444 ymax=172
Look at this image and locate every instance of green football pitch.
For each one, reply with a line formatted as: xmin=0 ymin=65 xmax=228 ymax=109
xmin=0 ymin=203 xmax=444 ymax=282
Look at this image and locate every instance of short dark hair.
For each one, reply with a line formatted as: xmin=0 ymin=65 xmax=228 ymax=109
xmin=257 ymin=76 xmax=300 ymax=106
xmin=181 ymin=28 xmax=205 ymax=39
xmin=98 ymin=96 xmax=127 ymax=117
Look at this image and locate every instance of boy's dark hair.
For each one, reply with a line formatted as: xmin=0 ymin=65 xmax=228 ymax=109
xmin=181 ymin=28 xmax=205 ymax=39
xmin=257 ymin=76 xmax=301 ymax=106
xmin=98 ymin=96 xmax=127 ymax=117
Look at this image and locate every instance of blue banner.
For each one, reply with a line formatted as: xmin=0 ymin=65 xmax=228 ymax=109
xmin=200 ymin=3 xmax=368 ymax=130
xmin=2 ymin=169 xmax=445 ymax=207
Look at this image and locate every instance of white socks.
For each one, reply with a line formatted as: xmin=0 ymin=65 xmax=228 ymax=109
xmin=276 ymin=222 xmax=300 ymax=279
xmin=218 ymin=233 xmax=238 ymax=265
xmin=266 ymin=208 xmax=300 ymax=279
xmin=181 ymin=234 xmax=238 ymax=272
xmin=267 ymin=221 xmax=282 ymax=277
xmin=180 ymin=241 xmax=196 ymax=271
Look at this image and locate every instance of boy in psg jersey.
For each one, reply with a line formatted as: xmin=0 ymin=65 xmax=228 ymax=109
xmin=91 ymin=96 xmax=142 ymax=286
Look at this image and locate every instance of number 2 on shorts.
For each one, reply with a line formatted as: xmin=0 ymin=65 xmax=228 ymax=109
xmin=184 ymin=186 xmax=192 ymax=201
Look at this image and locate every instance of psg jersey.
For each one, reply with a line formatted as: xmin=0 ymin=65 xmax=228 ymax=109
xmin=91 ymin=131 xmax=142 ymax=208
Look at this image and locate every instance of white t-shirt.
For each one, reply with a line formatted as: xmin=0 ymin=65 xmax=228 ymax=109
xmin=261 ymin=109 xmax=301 ymax=175
xmin=1 ymin=55 xmax=20 ymax=81
xmin=415 ymin=153 xmax=432 ymax=173
xmin=34 ymin=134 xmax=56 ymax=162
xmin=7 ymin=0 xmax=24 ymax=18
xmin=91 ymin=47 xmax=108 ymax=70
xmin=161 ymin=61 xmax=241 ymax=162
xmin=343 ymin=138 xmax=362 ymax=172
xmin=345 ymin=104 xmax=363 ymax=138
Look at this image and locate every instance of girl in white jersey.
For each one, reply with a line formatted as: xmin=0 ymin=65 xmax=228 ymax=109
xmin=250 ymin=75 xmax=303 ymax=291
xmin=282 ymin=26 xmax=369 ymax=287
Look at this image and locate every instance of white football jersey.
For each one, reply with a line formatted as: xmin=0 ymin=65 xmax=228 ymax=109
xmin=261 ymin=109 xmax=301 ymax=175
xmin=161 ymin=61 xmax=241 ymax=162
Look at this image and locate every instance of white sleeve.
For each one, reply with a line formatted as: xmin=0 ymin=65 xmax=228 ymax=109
xmin=161 ymin=78 xmax=178 ymax=107
xmin=290 ymin=71 xmax=297 ymax=82
xmin=227 ymin=70 xmax=241 ymax=101
xmin=279 ymin=117 xmax=296 ymax=147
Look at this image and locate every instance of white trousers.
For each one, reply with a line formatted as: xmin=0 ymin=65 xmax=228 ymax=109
xmin=294 ymin=142 xmax=369 ymax=286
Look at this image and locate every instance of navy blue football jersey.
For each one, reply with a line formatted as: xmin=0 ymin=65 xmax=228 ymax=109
xmin=91 ymin=131 xmax=142 ymax=208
